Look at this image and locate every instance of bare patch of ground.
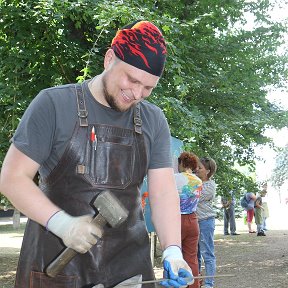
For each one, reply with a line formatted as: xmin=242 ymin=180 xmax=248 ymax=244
xmin=213 ymin=229 xmax=288 ymax=287
xmin=153 ymin=218 xmax=288 ymax=288
xmin=0 ymin=221 xmax=25 ymax=288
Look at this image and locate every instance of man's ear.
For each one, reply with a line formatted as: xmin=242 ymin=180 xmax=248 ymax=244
xmin=104 ymin=49 xmax=116 ymax=68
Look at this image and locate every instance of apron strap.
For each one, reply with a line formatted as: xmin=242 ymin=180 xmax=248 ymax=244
xmin=134 ymin=103 xmax=142 ymax=134
xmin=75 ymin=84 xmax=88 ymax=127
xmin=75 ymin=83 xmax=142 ymax=133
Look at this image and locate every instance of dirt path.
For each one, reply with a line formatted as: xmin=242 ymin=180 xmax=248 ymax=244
xmin=153 ymin=201 xmax=288 ymax=288
xmin=213 ymin=229 xmax=288 ymax=288
xmin=152 ymin=223 xmax=288 ymax=288
xmin=211 ymin=199 xmax=288 ymax=288
xmin=1 ymin=203 xmax=288 ymax=287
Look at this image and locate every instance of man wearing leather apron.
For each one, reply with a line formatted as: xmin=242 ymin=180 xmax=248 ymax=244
xmin=0 ymin=20 xmax=194 ymax=288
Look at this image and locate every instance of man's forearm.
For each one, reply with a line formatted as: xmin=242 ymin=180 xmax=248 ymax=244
xmin=0 ymin=144 xmax=60 ymax=226
xmin=0 ymin=176 xmax=60 ymax=226
xmin=150 ymin=192 xmax=181 ymax=250
xmin=147 ymin=168 xmax=182 ymax=250
xmin=149 ymin=184 xmax=181 ymax=250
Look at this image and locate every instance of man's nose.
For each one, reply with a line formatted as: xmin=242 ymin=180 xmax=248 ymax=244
xmin=133 ymin=85 xmax=144 ymax=100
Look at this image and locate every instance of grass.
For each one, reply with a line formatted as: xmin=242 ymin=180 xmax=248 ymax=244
xmin=0 ymin=223 xmax=26 ymax=233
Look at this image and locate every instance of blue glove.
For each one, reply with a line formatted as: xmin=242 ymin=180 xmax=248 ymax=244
xmin=160 ymin=246 xmax=194 ymax=288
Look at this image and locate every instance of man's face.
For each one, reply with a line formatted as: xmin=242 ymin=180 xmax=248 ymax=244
xmin=260 ymin=191 xmax=267 ymax=197
xmin=101 ymin=50 xmax=160 ymax=112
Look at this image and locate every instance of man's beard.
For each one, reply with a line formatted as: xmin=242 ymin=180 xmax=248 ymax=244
xmin=102 ymin=75 xmax=135 ymax=112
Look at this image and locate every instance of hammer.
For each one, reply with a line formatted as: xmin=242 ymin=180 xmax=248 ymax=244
xmin=45 ymin=190 xmax=129 ymax=277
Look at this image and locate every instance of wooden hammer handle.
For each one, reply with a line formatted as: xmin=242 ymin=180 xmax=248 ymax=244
xmin=45 ymin=214 xmax=106 ymax=277
xmin=45 ymin=247 xmax=78 ymax=278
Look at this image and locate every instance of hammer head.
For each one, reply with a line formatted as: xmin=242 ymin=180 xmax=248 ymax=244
xmin=93 ymin=190 xmax=128 ymax=227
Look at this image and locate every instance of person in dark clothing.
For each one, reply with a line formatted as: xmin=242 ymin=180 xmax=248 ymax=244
xmin=0 ymin=20 xmax=193 ymax=288
xmin=221 ymin=191 xmax=240 ymax=236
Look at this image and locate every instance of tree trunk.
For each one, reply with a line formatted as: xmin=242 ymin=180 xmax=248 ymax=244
xmin=13 ymin=208 xmax=21 ymax=229
xmin=278 ymin=188 xmax=282 ymax=204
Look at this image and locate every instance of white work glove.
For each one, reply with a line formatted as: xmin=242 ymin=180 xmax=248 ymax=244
xmin=47 ymin=210 xmax=103 ymax=253
xmin=160 ymin=245 xmax=194 ymax=288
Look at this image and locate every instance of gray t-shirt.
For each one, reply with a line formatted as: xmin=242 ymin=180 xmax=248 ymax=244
xmin=13 ymin=80 xmax=172 ymax=178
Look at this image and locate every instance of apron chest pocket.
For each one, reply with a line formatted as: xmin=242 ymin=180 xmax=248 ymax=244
xmin=84 ymin=140 xmax=134 ymax=189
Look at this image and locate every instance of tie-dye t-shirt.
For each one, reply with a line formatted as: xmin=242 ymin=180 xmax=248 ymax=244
xmin=174 ymin=172 xmax=202 ymax=214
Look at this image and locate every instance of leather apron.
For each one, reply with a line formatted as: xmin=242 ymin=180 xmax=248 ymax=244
xmin=14 ymin=84 xmax=155 ymax=288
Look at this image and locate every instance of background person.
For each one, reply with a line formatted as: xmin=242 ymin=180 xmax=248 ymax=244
xmin=243 ymin=192 xmax=257 ymax=233
xmin=261 ymin=183 xmax=269 ymax=231
xmin=255 ymin=189 xmax=267 ymax=236
xmin=195 ymin=157 xmax=217 ymax=288
xmin=174 ymin=152 xmax=202 ymax=288
xmin=221 ymin=190 xmax=240 ymax=236
xmin=262 ymin=199 xmax=270 ymax=230
xmin=0 ymin=20 xmax=193 ymax=288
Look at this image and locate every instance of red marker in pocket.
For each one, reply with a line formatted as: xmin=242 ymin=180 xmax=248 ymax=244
xmin=90 ymin=126 xmax=97 ymax=150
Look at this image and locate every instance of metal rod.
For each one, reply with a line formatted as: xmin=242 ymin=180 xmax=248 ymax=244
xmin=117 ymin=274 xmax=235 ymax=286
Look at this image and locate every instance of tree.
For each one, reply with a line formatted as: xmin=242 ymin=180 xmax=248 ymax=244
xmin=271 ymin=145 xmax=288 ymax=189
xmin=1 ymin=0 xmax=287 ymax=207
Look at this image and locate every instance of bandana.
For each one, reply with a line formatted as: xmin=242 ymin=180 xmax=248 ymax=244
xmin=111 ymin=20 xmax=167 ymax=77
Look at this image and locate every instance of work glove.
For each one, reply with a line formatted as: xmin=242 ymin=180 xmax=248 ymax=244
xmin=160 ymin=245 xmax=194 ymax=288
xmin=47 ymin=210 xmax=103 ymax=253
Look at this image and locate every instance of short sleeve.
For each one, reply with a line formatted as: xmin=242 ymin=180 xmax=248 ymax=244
xmin=12 ymin=90 xmax=56 ymax=165
xmin=174 ymin=173 xmax=187 ymax=192
xmin=148 ymin=110 xmax=172 ymax=169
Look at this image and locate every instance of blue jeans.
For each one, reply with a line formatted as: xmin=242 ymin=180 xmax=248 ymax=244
xmin=198 ymin=217 xmax=216 ymax=288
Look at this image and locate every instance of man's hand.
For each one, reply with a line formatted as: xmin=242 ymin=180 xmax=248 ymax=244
xmin=160 ymin=246 xmax=194 ymax=288
xmin=47 ymin=210 xmax=103 ymax=253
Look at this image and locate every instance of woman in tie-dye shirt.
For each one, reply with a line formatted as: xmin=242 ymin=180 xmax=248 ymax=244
xmin=174 ymin=152 xmax=202 ymax=288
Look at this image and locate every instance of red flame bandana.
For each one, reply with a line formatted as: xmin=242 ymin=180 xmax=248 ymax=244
xmin=111 ymin=20 xmax=167 ymax=77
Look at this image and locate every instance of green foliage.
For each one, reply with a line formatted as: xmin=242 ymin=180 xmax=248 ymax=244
xmin=271 ymin=145 xmax=288 ymax=188
xmin=0 ymin=0 xmax=288 ymax=206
